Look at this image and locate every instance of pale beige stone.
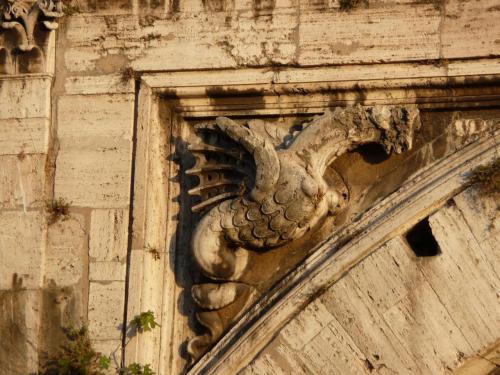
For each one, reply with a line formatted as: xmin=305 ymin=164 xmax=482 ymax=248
xmin=62 ymin=1 xmax=500 ymax=73
xmin=0 ymin=290 xmax=41 ymax=375
xmin=320 ymin=273 xmax=421 ymax=373
xmin=442 ymin=0 xmax=500 ymax=59
xmin=279 ymin=299 xmax=369 ymax=374
xmin=45 ymin=214 xmax=86 ymax=287
xmin=0 ymin=118 xmax=49 ymax=155
xmin=453 ymin=187 xmax=500 ymax=275
xmin=89 ymin=209 xmax=128 ymax=262
xmin=0 ymin=1 xmax=498 ymax=372
xmin=426 ymin=205 xmax=500 ymax=349
xmin=298 ymin=3 xmax=441 ymax=65
xmin=88 ymin=281 xmax=125 ymax=341
xmin=0 ymin=77 xmax=51 ymax=119
xmin=0 ymin=212 xmax=44 ymax=289
xmin=89 ymin=261 xmax=126 ymax=282
xmin=0 ymin=154 xmax=45 ymax=210
xmin=280 ymin=299 xmax=334 ymax=351
xmin=54 ymin=94 xmax=134 ymax=208
xmin=92 ymin=339 xmax=122 ymax=373
xmin=64 ymin=74 xmax=135 ymax=95
xmin=56 ymin=94 xmax=134 ymax=143
xmin=54 ymin=144 xmax=132 ymax=208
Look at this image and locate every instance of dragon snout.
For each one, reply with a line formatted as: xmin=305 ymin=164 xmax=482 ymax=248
xmin=326 ymin=189 xmax=341 ymax=215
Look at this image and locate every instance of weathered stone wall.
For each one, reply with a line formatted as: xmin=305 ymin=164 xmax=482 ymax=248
xmin=0 ymin=0 xmax=499 ymax=374
xmin=243 ymin=186 xmax=500 ymax=375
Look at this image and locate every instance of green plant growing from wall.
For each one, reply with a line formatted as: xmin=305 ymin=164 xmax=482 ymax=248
xmin=119 ymin=363 xmax=154 ymax=375
xmin=130 ymin=311 xmax=161 ymax=333
xmin=40 ymin=326 xmax=111 ymax=375
xmin=40 ymin=311 xmax=161 ymax=375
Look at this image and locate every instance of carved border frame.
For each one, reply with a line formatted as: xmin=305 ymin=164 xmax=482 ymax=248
xmin=125 ymin=62 xmax=500 ymax=375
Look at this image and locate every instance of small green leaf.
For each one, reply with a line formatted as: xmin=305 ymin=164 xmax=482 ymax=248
xmin=99 ymin=355 xmax=111 ymax=369
xmin=120 ymin=362 xmax=155 ymax=375
xmin=143 ymin=364 xmax=154 ymax=375
xmin=57 ymin=358 xmax=70 ymax=366
xmin=127 ymin=363 xmax=142 ymax=374
xmin=130 ymin=311 xmax=161 ymax=333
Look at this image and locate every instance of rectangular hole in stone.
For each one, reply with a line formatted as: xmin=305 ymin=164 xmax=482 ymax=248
xmin=405 ymin=217 xmax=441 ymax=257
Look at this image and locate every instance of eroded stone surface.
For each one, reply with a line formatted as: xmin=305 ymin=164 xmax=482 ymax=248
xmin=241 ymin=184 xmax=500 ymax=375
xmin=89 ymin=209 xmax=128 ymax=261
xmin=0 ymin=211 xmax=45 ymax=290
xmin=45 ymin=213 xmax=87 ymax=287
xmin=55 ymin=94 xmax=134 ymax=208
xmin=0 ymin=77 xmax=51 ymax=119
xmin=88 ymin=281 xmax=125 ymax=341
xmin=1 ymin=1 xmax=499 ymax=373
xmin=0 ymin=154 xmax=46 ymax=210
xmin=0 ymin=118 xmax=49 ymax=155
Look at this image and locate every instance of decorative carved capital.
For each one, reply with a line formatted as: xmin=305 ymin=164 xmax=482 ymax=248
xmin=0 ymin=0 xmax=63 ymax=74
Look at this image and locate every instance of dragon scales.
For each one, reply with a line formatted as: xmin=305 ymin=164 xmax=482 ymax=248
xmin=185 ymin=104 xmax=421 ymax=360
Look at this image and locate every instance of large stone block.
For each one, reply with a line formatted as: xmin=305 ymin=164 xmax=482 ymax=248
xmin=0 ymin=289 xmax=41 ymax=375
xmin=0 ymin=118 xmax=49 ymax=155
xmin=0 ymin=154 xmax=46 ymax=210
xmin=0 ymin=77 xmax=51 ymax=119
xmin=0 ymin=212 xmax=44 ymax=289
xmin=55 ymin=94 xmax=134 ymax=208
xmin=64 ymin=74 xmax=135 ymax=95
xmin=54 ymin=144 xmax=132 ymax=208
xmin=89 ymin=209 xmax=129 ymax=262
xmin=90 ymin=261 xmax=126 ymax=282
xmin=56 ymin=94 xmax=134 ymax=143
xmin=88 ymin=281 xmax=125 ymax=340
xmin=298 ymin=4 xmax=441 ymax=66
xmin=45 ymin=213 xmax=87 ymax=287
xmin=442 ymin=0 xmax=500 ymax=59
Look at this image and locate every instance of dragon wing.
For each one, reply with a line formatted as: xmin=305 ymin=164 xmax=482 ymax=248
xmin=186 ymin=117 xmax=280 ymax=214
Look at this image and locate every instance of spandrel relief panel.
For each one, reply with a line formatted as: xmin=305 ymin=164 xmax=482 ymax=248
xmin=143 ymin=81 xmax=500 ymax=373
xmin=178 ymin=105 xmax=422 ymax=361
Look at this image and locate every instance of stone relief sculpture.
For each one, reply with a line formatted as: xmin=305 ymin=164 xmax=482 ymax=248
xmin=0 ymin=0 xmax=63 ymax=73
xmin=185 ymin=104 xmax=421 ymax=360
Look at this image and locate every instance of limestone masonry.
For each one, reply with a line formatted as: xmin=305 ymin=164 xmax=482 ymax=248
xmin=0 ymin=0 xmax=499 ymax=374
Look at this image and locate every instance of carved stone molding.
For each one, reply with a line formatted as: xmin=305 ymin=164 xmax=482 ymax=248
xmin=0 ymin=0 xmax=63 ymax=74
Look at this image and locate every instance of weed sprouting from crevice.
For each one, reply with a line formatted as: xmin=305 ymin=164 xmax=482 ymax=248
xmin=468 ymin=158 xmax=500 ymax=196
xmin=46 ymin=198 xmax=70 ymax=225
xmin=120 ymin=67 xmax=135 ymax=83
xmin=146 ymin=245 xmax=161 ymax=261
xmin=39 ymin=326 xmax=110 ymax=375
xmin=339 ymin=0 xmax=368 ymax=11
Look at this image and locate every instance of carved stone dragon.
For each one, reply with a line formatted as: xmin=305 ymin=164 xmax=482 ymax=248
xmin=185 ymin=104 xmax=420 ymax=360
